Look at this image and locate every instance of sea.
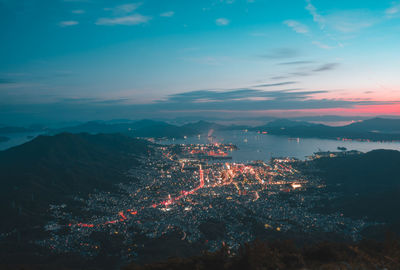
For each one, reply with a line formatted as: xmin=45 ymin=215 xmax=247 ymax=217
xmin=159 ymin=130 xmax=400 ymax=162
xmin=1 ymin=130 xmax=400 ymax=162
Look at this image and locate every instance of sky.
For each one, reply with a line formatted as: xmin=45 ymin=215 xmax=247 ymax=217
xmin=0 ymin=0 xmax=400 ymax=125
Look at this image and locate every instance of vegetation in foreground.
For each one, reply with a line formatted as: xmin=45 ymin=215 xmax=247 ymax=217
xmin=125 ymin=236 xmax=400 ymax=270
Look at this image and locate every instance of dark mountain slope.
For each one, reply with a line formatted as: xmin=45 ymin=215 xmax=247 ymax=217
xmin=0 ymin=133 xmax=152 ymax=232
xmin=312 ymin=149 xmax=400 ymax=191
xmin=305 ymin=149 xmax=400 ymax=223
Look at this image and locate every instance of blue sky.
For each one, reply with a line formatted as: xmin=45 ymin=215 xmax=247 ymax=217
xmin=0 ymin=0 xmax=400 ymax=124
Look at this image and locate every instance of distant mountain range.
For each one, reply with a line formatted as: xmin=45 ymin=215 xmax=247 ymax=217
xmin=0 ymin=126 xmax=36 ymax=134
xmin=48 ymin=117 xmax=400 ymax=141
xmin=342 ymin=118 xmax=400 ymax=133
xmin=47 ymin=119 xmax=230 ymax=139
xmin=1 ymin=117 xmax=400 ymax=143
xmin=50 ymin=119 xmax=195 ymax=138
xmin=0 ymin=136 xmax=9 ymax=143
xmin=253 ymin=118 xmax=400 ymax=141
xmin=0 ymin=133 xmax=152 ymax=233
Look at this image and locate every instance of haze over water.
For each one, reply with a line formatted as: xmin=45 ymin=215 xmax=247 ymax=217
xmin=0 ymin=132 xmax=44 ymax=151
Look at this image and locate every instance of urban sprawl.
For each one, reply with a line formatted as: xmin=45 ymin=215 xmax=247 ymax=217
xmin=39 ymin=141 xmax=376 ymax=261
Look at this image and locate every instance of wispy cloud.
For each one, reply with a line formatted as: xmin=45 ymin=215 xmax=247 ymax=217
xmin=181 ymin=56 xmax=223 ymax=66
xmin=97 ymin=3 xmax=150 ymax=26
xmin=278 ymin=61 xmax=314 ymax=65
xmin=304 ymin=0 xmax=363 ymax=48
xmin=104 ymin=3 xmax=141 ymax=15
xmin=253 ymin=81 xmax=298 ymax=88
xmin=259 ymin=48 xmax=301 ymax=59
xmin=326 ymin=11 xmax=375 ymax=33
xmin=283 ymin=20 xmax=309 ymax=34
xmin=290 ymin=72 xmax=312 ymax=77
xmin=284 ymin=2 xmax=341 ymax=50
xmin=270 ymin=62 xmax=340 ymax=81
xmin=62 ymin=97 xmax=130 ymax=105
xmin=96 ymin=14 xmax=151 ymax=26
xmin=271 ymin=76 xmax=289 ymax=80
xmin=305 ymin=0 xmax=325 ymax=29
xmin=164 ymin=88 xmax=328 ymax=104
xmin=3 ymin=87 xmax=397 ymax=122
xmin=313 ymin=63 xmax=339 ymax=72
xmin=59 ymin=21 xmax=79 ymax=27
xmin=160 ymin=11 xmax=174 ymax=17
xmin=216 ymin=18 xmax=230 ymax=26
xmin=147 ymin=88 xmax=392 ymax=112
xmin=312 ymin=41 xmax=333 ymax=49
xmin=386 ymin=3 xmax=400 ymax=17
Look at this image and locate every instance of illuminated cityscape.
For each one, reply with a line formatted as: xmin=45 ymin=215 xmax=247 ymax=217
xmin=1 ymin=0 xmax=400 ymax=267
xmin=38 ymin=142 xmax=377 ymax=261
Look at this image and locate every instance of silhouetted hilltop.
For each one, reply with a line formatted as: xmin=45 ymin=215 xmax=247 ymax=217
xmin=53 ymin=120 xmax=198 ymax=138
xmin=54 ymin=121 xmax=131 ymax=134
xmin=53 ymin=120 xmax=167 ymax=134
xmin=132 ymin=119 xmax=170 ymax=129
xmin=266 ymin=119 xmax=316 ymax=128
xmin=132 ymin=121 xmax=196 ymax=138
xmin=0 ymin=133 xmax=152 ymax=232
xmin=343 ymin=118 xmax=400 ymax=133
xmin=181 ymin=121 xmax=224 ymax=132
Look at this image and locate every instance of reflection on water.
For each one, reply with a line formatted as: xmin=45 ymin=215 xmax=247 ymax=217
xmin=160 ymin=130 xmax=400 ymax=162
